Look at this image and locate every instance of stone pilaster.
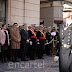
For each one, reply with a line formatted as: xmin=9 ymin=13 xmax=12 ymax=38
xmin=8 ymin=0 xmax=40 ymax=26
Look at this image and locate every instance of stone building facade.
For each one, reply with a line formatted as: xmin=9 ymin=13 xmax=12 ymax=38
xmin=40 ymin=0 xmax=72 ymax=27
xmin=0 ymin=0 xmax=40 ymax=26
xmin=40 ymin=1 xmax=63 ymax=27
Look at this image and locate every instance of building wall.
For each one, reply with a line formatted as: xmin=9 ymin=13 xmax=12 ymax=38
xmin=8 ymin=0 xmax=40 ymax=26
xmin=25 ymin=0 xmax=40 ymax=26
xmin=40 ymin=7 xmax=54 ymax=27
xmin=40 ymin=1 xmax=63 ymax=27
xmin=8 ymin=0 xmax=25 ymax=25
xmin=53 ymin=7 xmax=63 ymax=18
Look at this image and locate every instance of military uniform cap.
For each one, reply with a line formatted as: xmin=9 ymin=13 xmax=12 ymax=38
xmin=39 ymin=25 xmax=43 ymax=28
xmin=63 ymin=4 xmax=72 ymax=12
xmin=31 ymin=24 xmax=36 ymax=27
xmin=52 ymin=26 xmax=56 ymax=29
xmin=9 ymin=24 xmax=13 ymax=27
xmin=44 ymin=26 xmax=47 ymax=28
xmin=28 ymin=26 xmax=31 ymax=29
xmin=35 ymin=26 xmax=39 ymax=28
xmin=48 ymin=26 xmax=51 ymax=29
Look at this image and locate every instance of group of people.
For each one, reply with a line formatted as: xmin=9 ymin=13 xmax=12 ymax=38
xmin=0 ymin=22 xmax=60 ymax=63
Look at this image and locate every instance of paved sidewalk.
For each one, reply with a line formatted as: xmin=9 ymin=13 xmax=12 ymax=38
xmin=0 ymin=55 xmax=59 ymax=72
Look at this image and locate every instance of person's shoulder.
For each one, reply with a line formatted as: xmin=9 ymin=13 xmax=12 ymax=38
xmin=28 ymin=30 xmax=31 ymax=32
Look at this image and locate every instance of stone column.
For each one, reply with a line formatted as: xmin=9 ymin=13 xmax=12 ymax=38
xmin=8 ymin=0 xmax=25 ymax=26
xmin=24 ymin=0 xmax=40 ymax=26
xmin=7 ymin=0 xmax=40 ymax=26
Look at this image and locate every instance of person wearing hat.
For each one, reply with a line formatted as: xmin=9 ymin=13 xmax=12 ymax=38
xmin=34 ymin=26 xmax=39 ymax=34
xmin=36 ymin=25 xmax=46 ymax=59
xmin=28 ymin=26 xmax=31 ymax=30
xmin=28 ymin=24 xmax=37 ymax=60
xmin=45 ymin=27 xmax=52 ymax=56
xmin=43 ymin=26 xmax=47 ymax=35
xmin=59 ymin=4 xmax=72 ymax=72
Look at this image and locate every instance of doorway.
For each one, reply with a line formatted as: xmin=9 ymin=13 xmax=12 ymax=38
xmin=0 ymin=0 xmax=7 ymax=24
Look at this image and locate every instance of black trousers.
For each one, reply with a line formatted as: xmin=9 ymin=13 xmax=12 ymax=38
xmin=45 ymin=43 xmax=52 ymax=55
xmin=1 ymin=45 xmax=8 ymax=62
xmin=12 ymin=49 xmax=19 ymax=61
xmin=38 ymin=44 xmax=44 ymax=58
xmin=37 ymin=39 xmax=45 ymax=58
xmin=59 ymin=47 xmax=72 ymax=72
xmin=21 ymin=42 xmax=28 ymax=60
xmin=29 ymin=42 xmax=37 ymax=59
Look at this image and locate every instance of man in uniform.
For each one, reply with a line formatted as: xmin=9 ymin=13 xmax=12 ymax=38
xmin=59 ymin=4 xmax=72 ymax=72
xmin=28 ymin=24 xmax=37 ymax=60
xmin=37 ymin=25 xmax=45 ymax=59
xmin=46 ymin=27 xmax=52 ymax=55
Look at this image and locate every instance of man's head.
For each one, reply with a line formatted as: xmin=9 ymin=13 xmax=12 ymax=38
xmin=28 ymin=26 xmax=31 ymax=30
xmin=35 ymin=26 xmax=39 ymax=31
xmin=44 ymin=26 xmax=47 ymax=31
xmin=2 ymin=24 xmax=7 ymax=30
xmin=48 ymin=27 xmax=51 ymax=32
xmin=63 ymin=4 xmax=72 ymax=19
xmin=31 ymin=24 xmax=36 ymax=30
xmin=13 ymin=23 xmax=18 ymax=29
xmin=23 ymin=24 xmax=27 ymax=30
xmin=9 ymin=25 xmax=13 ymax=29
xmin=63 ymin=11 xmax=70 ymax=19
xmin=39 ymin=25 xmax=43 ymax=31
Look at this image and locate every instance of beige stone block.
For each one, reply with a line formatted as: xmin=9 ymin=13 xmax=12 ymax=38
xmin=11 ymin=0 xmax=24 ymax=9
xmin=11 ymin=8 xmax=24 ymax=17
xmin=14 ymin=0 xmax=24 ymax=2
xmin=53 ymin=1 xmax=63 ymax=6
xmin=24 ymin=17 xmax=30 ymax=24
xmin=25 ymin=0 xmax=40 ymax=4
xmin=30 ymin=0 xmax=40 ymax=4
xmin=11 ymin=16 xmax=24 ymax=24
xmin=25 ymin=10 xmax=40 ymax=18
xmin=25 ymin=3 xmax=40 ymax=11
xmin=25 ymin=17 xmax=40 ymax=25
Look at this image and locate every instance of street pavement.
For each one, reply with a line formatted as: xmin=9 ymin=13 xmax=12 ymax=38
xmin=0 ymin=55 xmax=59 ymax=72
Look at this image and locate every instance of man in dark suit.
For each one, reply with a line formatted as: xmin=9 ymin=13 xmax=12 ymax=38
xmin=20 ymin=24 xmax=29 ymax=61
xmin=37 ymin=25 xmax=45 ymax=59
xmin=46 ymin=27 xmax=52 ymax=55
xmin=59 ymin=4 xmax=72 ymax=72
